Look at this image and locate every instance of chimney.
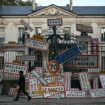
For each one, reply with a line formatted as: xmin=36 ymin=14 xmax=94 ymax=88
xmin=32 ymin=0 xmax=36 ymax=11
xmin=70 ymin=0 xmax=73 ymax=11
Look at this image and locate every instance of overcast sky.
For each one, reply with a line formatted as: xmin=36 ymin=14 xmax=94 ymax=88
xmin=23 ymin=0 xmax=105 ymax=6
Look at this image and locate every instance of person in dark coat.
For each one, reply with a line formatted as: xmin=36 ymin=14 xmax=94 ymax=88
xmin=14 ymin=71 xmax=31 ymax=101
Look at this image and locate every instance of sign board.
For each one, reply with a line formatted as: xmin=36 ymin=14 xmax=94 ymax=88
xmin=55 ymin=45 xmax=80 ymax=64
xmin=0 ymin=44 xmax=25 ymax=51
xmin=99 ymin=75 xmax=105 ymax=88
xmin=31 ymin=94 xmax=43 ymax=98
xmin=20 ymin=19 xmax=33 ymax=32
xmin=35 ymin=67 xmax=43 ymax=75
xmin=76 ymin=36 xmax=92 ymax=42
xmin=29 ymin=78 xmax=38 ymax=95
xmin=47 ymin=19 xmax=62 ymax=26
xmin=48 ymin=60 xmax=60 ymax=76
xmin=25 ymin=38 xmax=49 ymax=51
xmin=64 ymin=55 xmax=98 ymax=68
xmin=76 ymin=24 xmax=93 ymax=33
xmin=16 ymin=55 xmax=36 ymax=61
xmin=4 ymin=63 xmax=27 ymax=75
xmin=44 ymin=92 xmax=65 ymax=98
xmin=64 ymin=72 xmax=72 ymax=91
xmin=66 ymin=90 xmax=86 ymax=98
xmin=79 ymin=72 xmax=91 ymax=91
xmin=3 ymin=73 xmax=19 ymax=80
xmin=91 ymin=38 xmax=99 ymax=55
xmin=31 ymin=70 xmax=48 ymax=86
xmin=90 ymin=89 xmax=105 ymax=97
xmin=41 ymin=85 xmax=64 ymax=92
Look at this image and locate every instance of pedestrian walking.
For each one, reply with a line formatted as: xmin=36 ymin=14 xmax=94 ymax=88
xmin=14 ymin=70 xmax=31 ymax=101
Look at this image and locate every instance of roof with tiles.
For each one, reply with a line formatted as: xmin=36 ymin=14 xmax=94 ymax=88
xmin=0 ymin=4 xmax=105 ymax=16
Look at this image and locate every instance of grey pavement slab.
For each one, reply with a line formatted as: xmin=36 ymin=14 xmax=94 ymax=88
xmin=0 ymin=95 xmax=105 ymax=105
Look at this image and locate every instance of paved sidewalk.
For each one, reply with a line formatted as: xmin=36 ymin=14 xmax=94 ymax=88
xmin=0 ymin=95 xmax=105 ymax=105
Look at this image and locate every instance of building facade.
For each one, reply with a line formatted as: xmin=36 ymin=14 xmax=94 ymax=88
xmin=0 ymin=2 xmax=105 ymax=72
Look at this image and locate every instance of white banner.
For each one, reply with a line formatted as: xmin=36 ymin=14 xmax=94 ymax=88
xmin=79 ymin=72 xmax=91 ymax=90
xmin=4 ymin=63 xmax=27 ymax=75
xmin=66 ymin=90 xmax=86 ymax=98
xmin=25 ymin=38 xmax=49 ymax=51
xmin=90 ymin=89 xmax=105 ymax=97
xmin=99 ymin=75 xmax=105 ymax=88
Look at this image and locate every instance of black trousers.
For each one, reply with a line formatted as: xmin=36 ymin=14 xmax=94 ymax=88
xmin=16 ymin=86 xmax=30 ymax=99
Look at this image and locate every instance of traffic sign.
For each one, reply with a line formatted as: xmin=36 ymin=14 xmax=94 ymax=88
xmin=55 ymin=45 xmax=80 ymax=64
xmin=47 ymin=19 xmax=62 ymax=26
xmin=48 ymin=60 xmax=60 ymax=76
xmin=76 ymin=24 xmax=93 ymax=33
xmin=25 ymin=38 xmax=49 ymax=51
xmin=20 ymin=19 xmax=33 ymax=32
xmin=16 ymin=55 xmax=36 ymax=61
xmin=4 ymin=63 xmax=27 ymax=75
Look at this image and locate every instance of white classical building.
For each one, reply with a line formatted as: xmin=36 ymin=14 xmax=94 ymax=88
xmin=0 ymin=0 xmax=105 ymax=72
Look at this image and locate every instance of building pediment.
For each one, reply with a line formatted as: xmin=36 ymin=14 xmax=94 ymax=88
xmin=28 ymin=4 xmax=76 ymax=17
